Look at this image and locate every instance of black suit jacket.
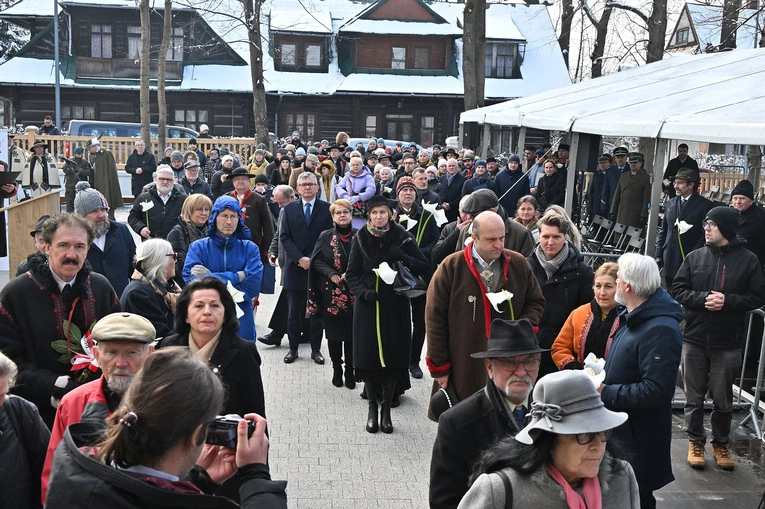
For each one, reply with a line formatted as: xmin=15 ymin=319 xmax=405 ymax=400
xmin=655 ymin=192 xmax=714 ymax=281
xmin=280 ymin=199 xmax=333 ymax=291
xmin=438 ymin=173 xmax=467 ymax=222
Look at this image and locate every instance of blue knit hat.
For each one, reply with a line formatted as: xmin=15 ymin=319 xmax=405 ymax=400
xmin=475 ymin=159 xmax=487 ymax=168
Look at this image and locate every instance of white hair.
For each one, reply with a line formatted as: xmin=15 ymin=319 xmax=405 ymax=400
xmin=617 ymin=253 xmax=661 ymax=298
xmin=155 ymin=165 xmax=174 ymax=177
xmin=135 ymin=238 xmax=174 ymax=284
xmin=0 ymin=350 xmax=18 ymax=388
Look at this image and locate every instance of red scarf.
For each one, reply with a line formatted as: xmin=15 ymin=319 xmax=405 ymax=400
xmin=233 ymin=189 xmax=253 ymax=219
xmin=547 ymin=464 xmax=602 ymax=509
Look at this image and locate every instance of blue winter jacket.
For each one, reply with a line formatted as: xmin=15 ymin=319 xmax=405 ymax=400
xmin=183 ymin=196 xmax=263 ymax=341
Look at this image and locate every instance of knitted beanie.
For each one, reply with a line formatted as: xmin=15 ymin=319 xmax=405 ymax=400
xmin=396 ymin=176 xmax=417 ymax=196
xmin=731 ymin=180 xmax=754 ymax=201
xmin=705 ymin=206 xmax=740 ymax=242
xmin=74 ymin=182 xmax=109 ymax=216
xmin=170 ymin=150 xmax=184 ymax=162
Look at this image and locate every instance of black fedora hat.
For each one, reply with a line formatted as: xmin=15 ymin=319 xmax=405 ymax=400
xmin=471 ymin=319 xmax=549 ymax=359
xmin=229 ymin=167 xmax=256 ymax=179
xmin=30 ymin=214 xmax=50 ymax=238
xmin=31 ymin=140 xmax=49 ymax=149
xmin=365 ymin=194 xmax=396 ymax=216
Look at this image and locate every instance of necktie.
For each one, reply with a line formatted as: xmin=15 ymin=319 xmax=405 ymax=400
xmin=305 ymin=202 xmax=312 ymax=224
xmin=512 ymin=407 xmax=526 ymax=429
xmin=680 ymin=198 xmax=687 ymax=211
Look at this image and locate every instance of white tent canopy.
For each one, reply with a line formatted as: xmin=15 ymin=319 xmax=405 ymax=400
xmin=461 ymin=48 xmax=765 ymax=145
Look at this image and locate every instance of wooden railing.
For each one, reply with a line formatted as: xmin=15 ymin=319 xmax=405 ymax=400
xmin=13 ymin=128 xmax=260 ymax=169
xmin=699 ymin=173 xmax=747 ymax=197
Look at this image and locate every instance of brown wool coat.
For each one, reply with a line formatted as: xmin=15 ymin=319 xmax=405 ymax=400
xmin=425 ymin=247 xmax=545 ymax=421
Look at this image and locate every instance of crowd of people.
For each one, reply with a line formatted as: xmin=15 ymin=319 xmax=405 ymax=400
xmin=1 ymin=126 xmax=764 ymax=509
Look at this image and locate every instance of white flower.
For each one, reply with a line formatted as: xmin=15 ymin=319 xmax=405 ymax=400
xmin=140 ymin=201 xmax=154 ymax=212
xmin=675 ymin=219 xmax=693 ymax=234
xmin=422 ymin=201 xmax=448 ymax=227
xmin=373 ymin=261 xmax=398 ymax=285
xmin=398 ymin=214 xmax=418 ymax=231
xmin=583 ymin=352 xmax=605 ymax=374
xmin=227 ymin=281 xmax=245 ymax=319
xmin=464 ymin=237 xmax=473 ymax=246
xmin=486 ymin=290 xmax=514 ymax=313
xmin=584 ymin=367 xmax=607 ymax=388
xmin=384 ymin=187 xmax=392 ymax=194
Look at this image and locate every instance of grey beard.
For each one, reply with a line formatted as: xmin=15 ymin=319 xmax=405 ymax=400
xmin=94 ymin=218 xmax=110 ymax=238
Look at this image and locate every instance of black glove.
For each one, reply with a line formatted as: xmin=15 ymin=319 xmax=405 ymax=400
xmin=387 ymin=246 xmax=406 ymax=262
xmin=362 ymin=290 xmax=378 ymax=302
xmin=640 ymin=217 xmax=648 ymax=227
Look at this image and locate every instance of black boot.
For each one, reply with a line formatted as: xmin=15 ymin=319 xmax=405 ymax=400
xmin=332 ymin=363 xmax=343 ymax=388
xmin=380 ymin=381 xmax=395 ymax=434
xmin=365 ymin=383 xmax=380 ymax=433
xmin=344 ymin=365 xmax=355 ymax=389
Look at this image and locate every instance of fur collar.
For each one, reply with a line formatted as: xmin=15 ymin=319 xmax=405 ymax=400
xmin=356 ymin=220 xmax=413 ymax=267
xmin=27 ymin=252 xmax=92 ymax=295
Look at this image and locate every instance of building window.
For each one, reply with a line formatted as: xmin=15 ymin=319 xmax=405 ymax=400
xmin=420 ymin=116 xmax=434 ymax=147
xmin=305 ymin=44 xmax=321 ymax=67
xmin=365 ymin=115 xmax=377 ymax=138
xmin=676 ymin=28 xmax=689 ymax=45
xmin=391 ymin=46 xmax=406 ymax=69
xmin=414 ymin=47 xmax=430 ymax=69
xmin=62 ymin=105 xmax=96 ymax=121
xmin=280 ymin=43 xmax=297 ymax=67
xmin=91 ymin=24 xmax=113 ymax=58
xmin=285 ymin=112 xmax=316 ymax=140
xmin=485 ymin=43 xmax=518 ymax=78
xmin=127 ymin=26 xmax=141 ymax=60
xmin=167 ymin=27 xmax=183 ymax=61
xmin=174 ymin=109 xmax=208 ymax=131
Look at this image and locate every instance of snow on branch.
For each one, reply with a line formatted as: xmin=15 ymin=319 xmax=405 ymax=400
xmin=580 ymin=0 xmax=599 ymax=27
xmin=605 ymin=1 xmax=649 ymax=24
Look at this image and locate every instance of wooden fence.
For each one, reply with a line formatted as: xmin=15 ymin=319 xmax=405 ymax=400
xmin=12 ymin=128 xmax=260 ymax=169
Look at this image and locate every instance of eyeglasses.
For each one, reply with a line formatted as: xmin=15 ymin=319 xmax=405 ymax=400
xmin=333 ymin=209 xmax=351 ymax=216
xmin=575 ymin=429 xmax=613 ymax=445
xmin=297 ymin=183 xmax=317 ymax=187
xmin=492 ymin=357 xmax=541 ymax=372
xmin=157 ymin=177 xmax=174 ymax=183
xmin=702 ymin=221 xmax=718 ymax=230
xmin=166 ymin=253 xmax=177 ymax=260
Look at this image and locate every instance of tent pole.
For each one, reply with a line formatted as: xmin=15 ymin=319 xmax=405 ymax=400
xmin=564 ymin=132 xmax=580 ymax=217
xmin=481 ymin=123 xmax=490 ymax=158
xmin=458 ymin=123 xmax=465 ymax=150
xmin=515 ymin=127 xmax=526 ymax=157
xmin=647 ymin=138 xmax=668 ymax=257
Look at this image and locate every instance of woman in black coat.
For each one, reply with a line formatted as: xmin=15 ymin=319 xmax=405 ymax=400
xmin=537 ymin=159 xmax=566 ymax=211
xmin=159 ymin=276 xmax=265 ymax=503
xmin=346 ymin=195 xmax=428 ymax=435
xmin=308 ymin=199 xmax=357 ymax=389
xmin=120 ymin=239 xmax=181 ymax=339
xmin=269 ymin=157 xmax=293 ymax=187
xmin=167 ymin=193 xmax=212 ymax=288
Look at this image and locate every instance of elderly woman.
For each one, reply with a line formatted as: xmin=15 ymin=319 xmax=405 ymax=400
xmin=120 ymin=239 xmax=181 ymax=339
xmin=167 ymin=193 xmax=212 ymax=287
xmin=308 ymin=199 xmax=357 ymax=389
xmin=514 ymin=195 xmax=540 ymax=242
xmin=379 ymin=166 xmax=395 ymax=194
xmin=346 ymin=195 xmax=429 ymax=434
xmin=537 ymin=159 xmax=566 ymax=211
xmin=336 ymin=156 xmax=377 ymax=229
xmin=460 ymin=370 xmax=639 ymax=508
xmin=552 ymin=262 xmax=621 ymax=370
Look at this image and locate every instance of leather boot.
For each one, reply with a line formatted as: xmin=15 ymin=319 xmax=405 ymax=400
xmin=380 ymin=381 xmax=395 ymax=434
xmin=344 ymin=366 xmax=355 ymax=389
xmin=365 ymin=383 xmax=379 ymax=433
xmin=331 ymin=363 xmax=343 ymax=388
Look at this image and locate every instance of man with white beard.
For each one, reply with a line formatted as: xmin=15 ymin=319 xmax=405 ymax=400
xmin=74 ymin=182 xmax=136 ymax=297
xmin=429 ymin=319 xmax=547 ymax=509
xmin=40 ymin=313 xmax=155 ymax=504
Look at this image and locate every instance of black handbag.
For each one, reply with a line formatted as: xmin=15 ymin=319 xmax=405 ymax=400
xmin=391 ymin=238 xmax=427 ymax=298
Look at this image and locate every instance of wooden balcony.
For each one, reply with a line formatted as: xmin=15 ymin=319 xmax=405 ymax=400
xmin=76 ymin=57 xmax=182 ymax=81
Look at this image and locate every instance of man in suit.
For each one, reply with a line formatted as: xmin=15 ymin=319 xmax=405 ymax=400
xmin=601 ymin=146 xmax=630 ymax=217
xmin=663 ymin=144 xmax=700 ymax=199
xmin=439 ymin=158 xmax=467 ymax=223
xmin=429 ymin=319 xmax=547 ymax=509
xmin=655 ymin=168 xmax=714 ymax=288
xmin=280 ymin=172 xmax=333 ymax=364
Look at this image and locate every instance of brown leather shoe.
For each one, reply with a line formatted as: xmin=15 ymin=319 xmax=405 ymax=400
xmin=712 ymin=442 xmax=735 ymax=470
xmin=688 ymin=440 xmax=705 ymax=469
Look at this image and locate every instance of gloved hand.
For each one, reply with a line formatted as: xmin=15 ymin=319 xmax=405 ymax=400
xmin=387 ymin=246 xmax=406 ymax=262
xmin=362 ymin=290 xmax=378 ymax=302
xmin=191 ymin=265 xmax=211 ymax=277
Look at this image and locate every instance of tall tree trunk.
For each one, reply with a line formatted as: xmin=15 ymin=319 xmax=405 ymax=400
xmin=462 ymin=2 xmax=478 ymax=112
xmin=473 ymin=0 xmax=485 ymax=109
xmin=591 ymin=6 xmax=611 ymax=78
xmin=158 ymin=0 xmax=171 ymax=152
xmin=559 ymin=0 xmax=575 ymax=69
xmin=139 ymin=0 xmax=151 ymax=147
xmin=747 ymin=144 xmax=763 ymax=189
xmin=245 ymin=0 xmax=268 ymax=146
xmin=720 ymin=0 xmax=741 ymax=50
xmin=646 ymin=0 xmax=667 ymax=63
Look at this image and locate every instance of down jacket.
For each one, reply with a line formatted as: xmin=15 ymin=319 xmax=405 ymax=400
xmin=335 ymin=167 xmax=376 ymax=207
xmin=183 ymin=197 xmax=263 ymax=342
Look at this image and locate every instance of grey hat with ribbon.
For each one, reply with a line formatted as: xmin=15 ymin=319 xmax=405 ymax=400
xmin=515 ymin=370 xmax=628 ymax=445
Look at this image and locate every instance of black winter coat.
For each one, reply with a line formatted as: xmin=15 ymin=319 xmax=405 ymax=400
xmin=128 ymin=186 xmax=187 ymax=240
xmin=536 ymin=171 xmax=565 ymax=210
xmin=438 ymin=173 xmax=467 ymax=222
xmin=125 ymin=150 xmax=158 ymax=197
xmin=211 ymin=168 xmax=235 ymax=200
xmin=0 ymin=395 xmax=50 ymax=509
xmin=159 ymin=330 xmax=266 ymax=419
xmin=527 ymin=243 xmax=594 ymax=374
xmin=168 ymin=218 xmax=208 ymax=287
xmin=120 ymin=279 xmax=175 ymax=339
xmin=346 ymin=222 xmax=429 ymax=372
xmin=429 ymin=382 xmax=520 ymax=509
xmin=181 ymin=176 xmax=213 ymax=199
xmin=672 ymin=237 xmax=765 ymax=349
xmin=46 ymin=422 xmax=287 ymax=509
xmin=736 ymin=203 xmax=765 ymax=270
xmin=654 ymin=192 xmax=714 ymax=281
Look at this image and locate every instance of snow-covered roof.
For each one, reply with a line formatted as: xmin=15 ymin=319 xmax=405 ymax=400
xmin=338 ymin=18 xmax=462 ymax=35
xmin=0 ymin=0 xmax=192 ymax=16
xmin=461 ymin=48 xmax=765 ymax=145
xmin=269 ymin=10 xmax=333 ymax=34
xmin=687 ymin=3 xmax=764 ymax=51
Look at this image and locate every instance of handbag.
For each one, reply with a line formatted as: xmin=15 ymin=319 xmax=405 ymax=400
xmin=391 ymin=239 xmax=427 ymax=298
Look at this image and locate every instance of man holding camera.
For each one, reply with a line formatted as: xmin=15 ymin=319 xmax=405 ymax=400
xmin=62 ymin=147 xmax=93 ymax=212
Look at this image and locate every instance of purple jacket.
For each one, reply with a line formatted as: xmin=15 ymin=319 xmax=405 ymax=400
xmin=335 ymin=167 xmax=376 ymax=204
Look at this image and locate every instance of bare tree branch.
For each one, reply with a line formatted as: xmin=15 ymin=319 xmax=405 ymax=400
xmin=606 ymin=1 xmax=649 ymax=24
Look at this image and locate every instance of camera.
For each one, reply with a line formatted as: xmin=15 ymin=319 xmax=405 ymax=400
xmin=205 ymin=414 xmax=254 ymax=448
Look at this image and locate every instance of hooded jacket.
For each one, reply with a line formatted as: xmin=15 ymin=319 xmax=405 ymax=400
xmin=672 ymin=236 xmax=765 ymax=348
xmin=317 ymin=159 xmax=340 ymax=203
xmin=602 ymin=288 xmax=683 ymax=492
xmin=183 ymin=197 xmax=263 ymax=342
xmin=335 ymin=166 xmax=376 ymax=204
